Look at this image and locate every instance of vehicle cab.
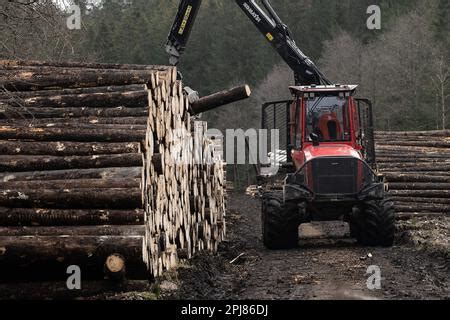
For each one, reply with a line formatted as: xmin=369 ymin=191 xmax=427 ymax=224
xmin=289 ymin=85 xmax=368 ymax=169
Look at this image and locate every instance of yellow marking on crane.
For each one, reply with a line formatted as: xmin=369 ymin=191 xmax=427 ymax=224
xmin=266 ymin=33 xmax=274 ymax=41
xmin=178 ymin=5 xmax=193 ymax=35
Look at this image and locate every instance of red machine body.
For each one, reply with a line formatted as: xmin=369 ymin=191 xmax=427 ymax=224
xmin=288 ymin=85 xmax=364 ymax=170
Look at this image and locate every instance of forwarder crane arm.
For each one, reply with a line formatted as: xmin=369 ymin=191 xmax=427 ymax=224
xmin=166 ymin=0 xmax=331 ymax=86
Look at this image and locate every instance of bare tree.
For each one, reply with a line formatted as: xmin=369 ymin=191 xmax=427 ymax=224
xmin=319 ymin=30 xmax=364 ymax=86
xmin=318 ymin=8 xmax=448 ymax=131
xmin=0 ymin=0 xmax=91 ymax=61
xmin=431 ymin=55 xmax=449 ymax=129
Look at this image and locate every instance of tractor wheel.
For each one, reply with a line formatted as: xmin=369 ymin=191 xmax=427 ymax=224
xmin=261 ymin=192 xmax=303 ymax=250
xmin=349 ymin=221 xmax=360 ymax=239
xmin=356 ymin=199 xmax=395 ymax=247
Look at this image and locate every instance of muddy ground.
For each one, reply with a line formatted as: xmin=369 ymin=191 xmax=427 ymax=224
xmin=0 ymin=193 xmax=448 ymax=300
xmin=163 ymin=193 xmax=449 ymax=300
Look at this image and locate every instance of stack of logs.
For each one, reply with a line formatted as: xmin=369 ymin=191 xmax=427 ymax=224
xmin=0 ymin=60 xmax=227 ymax=280
xmin=375 ymin=130 xmax=450 ymax=220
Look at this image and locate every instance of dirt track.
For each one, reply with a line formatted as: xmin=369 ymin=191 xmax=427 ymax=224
xmin=166 ymin=193 xmax=449 ymax=300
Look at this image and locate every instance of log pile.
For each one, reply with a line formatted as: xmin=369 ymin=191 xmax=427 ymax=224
xmin=0 ymin=60 xmax=227 ymax=281
xmin=375 ymin=130 xmax=450 ymax=220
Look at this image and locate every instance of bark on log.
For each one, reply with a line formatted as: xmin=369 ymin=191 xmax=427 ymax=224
xmin=378 ymin=158 xmax=450 ymax=163
xmin=396 ymin=212 xmax=448 ymax=220
xmin=0 ymin=60 xmax=175 ymax=72
xmin=388 ymin=190 xmax=450 ymax=198
xmin=0 ymin=188 xmax=143 ymax=209
xmin=394 ymin=203 xmax=450 ymax=213
xmin=380 ymin=164 xmax=450 ymax=172
xmin=9 ymin=123 xmax=148 ymax=130
xmin=375 ymin=144 xmax=450 ymax=151
xmin=376 ymin=135 xmax=449 ymax=141
xmin=2 ymin=91 xmax=149 ymax=109
xmin=0 ymin=126 xmax=146 ymax=142
xmin=389 ymin=197 xmax=450 ymax=204
xmin=376 ymin=141 xmax=449 ymax=148
xmin=0 ymin=280 xmax=151 ymax=298
xmin=0 ymin=225 xmax=144 ymax=237
xmin=375 ymin=130 xmax=449 ymax=137
xmin=377 ymin=154 xmax=450 ymax=160
xmin=190 ymin=85 xmax=251 ymax=114
xmin=0 ymin=207 xmax=144 ymax=226
xmin=0 ymin=153 xmax=143 ymax=172
xmin=1 ymin=178 xmax=141 ymax=190
xmin=0 ymin=105 xmax=149 ymax=119
xmin=0 ymin=84 xmax=147 ymax=99
xmin=388 ymin=183 xmax=450 ymax=190
xmin=0 ymin=141 xmax=140 ymax=156
xmin=0 ymin=117 xmax=149 ymax=126
xmin=383 ymin=172 xmax=450 ymax=183
xmin=0 ymin=236 xmax=148 ymax=280
xmin=0 ymin=68 xmax=166 ymax=91
xmin=0 ymin=167 xmax=143 ymax=182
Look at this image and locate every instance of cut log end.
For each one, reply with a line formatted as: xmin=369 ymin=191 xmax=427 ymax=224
xmin=104 ymin=254 xmax=126 ymax=280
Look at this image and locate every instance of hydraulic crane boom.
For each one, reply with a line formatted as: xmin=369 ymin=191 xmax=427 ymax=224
xmin=166 ymin=0 xmax=331 ymax=85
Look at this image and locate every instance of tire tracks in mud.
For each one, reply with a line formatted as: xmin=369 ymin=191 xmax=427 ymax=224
xmin=169 ymin=193 xmax=449 ymax=300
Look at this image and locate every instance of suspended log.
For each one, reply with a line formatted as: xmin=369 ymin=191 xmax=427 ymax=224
xmin=2 ymin=91 xmax=149 ymax=109
xmin=0 ymin=236 xmax=148 ymax=280
xmin=0 ymin=105 xmax=149 ymax=119
xmin=0 ymin=207 xmax=144 ymax=226
xmin=0 ymin=153 xmax=143 ymax=172
xmin=190 ymin=85 xmax=251 ymax=114
xmin=0 ymin=126 xmax=146 ymax=142
xmin=0 ymin=141 xmax=141 ymax=156
xmin=0 ymin=167 xmax=143 ymax=182
xmin=0 ymin=84 xmax=147 ymax=99
xmin=1 ymin=178 xmax=141 ymax=190
xmin=0 ymin=188 xmax=143 ymax=209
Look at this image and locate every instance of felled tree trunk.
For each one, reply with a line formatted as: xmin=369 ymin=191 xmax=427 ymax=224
xmin=190 ymin=85 xmax=251 ymax=114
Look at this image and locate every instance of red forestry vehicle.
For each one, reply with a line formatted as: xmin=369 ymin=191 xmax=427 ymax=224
xmin=167 ymin=0 xmax=395 ymax=249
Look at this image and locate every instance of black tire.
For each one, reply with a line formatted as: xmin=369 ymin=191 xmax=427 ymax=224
xmin=349 ymin=221 xmax=360 ymax=239
xmin=356 ymin=199 xmax=396 ymax=247
xmin=261 ymin=192 xmax=303 ymax=250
